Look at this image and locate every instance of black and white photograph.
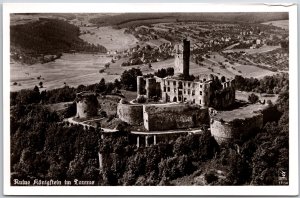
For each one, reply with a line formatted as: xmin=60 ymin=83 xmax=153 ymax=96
xmin=2 ymin=3 xmax=298 ymax=196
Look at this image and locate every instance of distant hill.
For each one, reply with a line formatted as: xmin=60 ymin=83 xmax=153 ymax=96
xmin=89 ymin=12 xmax=289 ymax=28
xmin=11 ymin=18 xmax=107 ymax=64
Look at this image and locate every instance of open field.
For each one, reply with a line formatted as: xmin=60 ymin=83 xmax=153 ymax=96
xmin=10 ymin=53 xmax=119 ymax=92
xmin=232 ymin=64 xmax=275 ymax=78
xmin=11 ymin=50 xmax=278 ymax=92
xmin=236 ymin=91 xmax=278 ymax=103
xmin=222 ymin=45 xmax=281 ymax=54
xmin=196 ymin=52 xmax=276 ymax=79
xmin=10 ymin=13 xmax=70 ymax=25
xmin=262 ymin=20 xmax=289 ymax=30
xmin=138 ymin=55 xmax=276 ymax=79
xmin=79 ymin=26 xmax=138 ymax=51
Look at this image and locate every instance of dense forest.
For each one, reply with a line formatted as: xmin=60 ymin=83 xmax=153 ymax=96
xmin=10 ymin=70 xmax=289 ymax=185
xmin=10 ymin=18 xmax=107 ymax=64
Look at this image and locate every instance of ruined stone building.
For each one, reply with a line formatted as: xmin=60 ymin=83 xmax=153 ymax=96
xmin=71 ymin=39 xmax=271 ymax=146
xmin=117 ymin=39 xmax=236 ymax=135
xmin=136 ymin=39 xmax=235 ymax=108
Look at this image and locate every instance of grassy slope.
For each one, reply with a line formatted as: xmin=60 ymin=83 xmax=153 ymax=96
xmin=11 ymin=18 xmax=107 ymax=57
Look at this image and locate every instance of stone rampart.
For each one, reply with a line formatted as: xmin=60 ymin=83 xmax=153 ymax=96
xmin=143 ymin=103 xmax=209 ymax=131
xmin=117 ymin=102 xmax=144 ymax=125
xmin=210 ymin=106 xmax=264 ymax=144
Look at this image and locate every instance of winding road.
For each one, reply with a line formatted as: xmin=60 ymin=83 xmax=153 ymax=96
xmin=65 ymin=117 xmax=205 ymax=135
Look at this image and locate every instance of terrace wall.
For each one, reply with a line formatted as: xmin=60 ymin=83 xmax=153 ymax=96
xmin=143 ymin=104 xmax=209 ymax=131
xmin=210 ymin=112 xmax=263 ymax=144
xmin=117 ymin=102 xmax=144 ymax=125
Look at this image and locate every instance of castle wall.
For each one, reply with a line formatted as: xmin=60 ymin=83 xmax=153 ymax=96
xmin=137 ymin=76 xmax=146 ymax=96
xmin=143 ymin=104 xmax=209 ymax=131
xmin=76 ymin=93 xmax=98 ymax=118
xmin=117 ymin=103 xmax=144 ymax=125
xmin=210 ymin=112 xmax=263 ymax=144
xmin=146 ymin=78 xmax=158 ymax=99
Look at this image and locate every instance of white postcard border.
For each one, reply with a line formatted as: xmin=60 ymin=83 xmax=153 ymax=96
xmin=2 ymin=3 xmax=298 ymax=196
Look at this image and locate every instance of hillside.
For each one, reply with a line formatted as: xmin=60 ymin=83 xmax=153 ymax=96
xmin=89 ymin=12 xmax=289 ymax=28
xmin=11 ymin=18 xmax=107 ymax=64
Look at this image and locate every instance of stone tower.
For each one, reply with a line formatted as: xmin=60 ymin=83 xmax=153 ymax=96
xmin=174 ymin=39 xmax=190 ymax=79
xmin=75 ymin=92 xmax=98 ymax=118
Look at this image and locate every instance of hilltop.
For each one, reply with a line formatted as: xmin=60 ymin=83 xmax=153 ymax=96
xmin=89 ymin=12 xmax=288 ymax=28
xmin=11 ymin=18 xmax=107 ymax=64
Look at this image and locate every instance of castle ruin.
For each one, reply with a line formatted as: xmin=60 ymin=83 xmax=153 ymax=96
xmin=72 ymin=39 xmax=269 ymax=146
xmin=118 ymin=39 xmax=236 ymax=136
xmin=136 ymin=39 xmax=235 ymax=108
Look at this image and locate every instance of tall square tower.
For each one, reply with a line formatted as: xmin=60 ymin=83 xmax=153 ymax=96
xmin=174 ymin=39 xmax=190 ymax=79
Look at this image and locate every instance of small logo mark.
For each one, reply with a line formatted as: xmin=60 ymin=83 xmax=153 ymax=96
xmin=278 ymin=168 xmax=288 ymax=185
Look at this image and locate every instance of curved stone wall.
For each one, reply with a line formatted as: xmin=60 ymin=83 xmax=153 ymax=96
xmin=117 ymin=103 xmax=144 ymax=125
xmin=76 ymin=93 xmax=98 ymax=118
xmin=210 ymin=112 xmax=263 ymax=144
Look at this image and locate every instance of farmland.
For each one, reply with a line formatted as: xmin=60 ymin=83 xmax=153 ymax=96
xmin=10 ymin=47 xmax=279 ymax=92
xmin=10 ymin=13 xmax=289 ymax=92
xmin=89 ymin=12 xmax=288 ymax=28
xmin=79 ymin=26 xmax=138 ymax=51
xmin=10 ymin=53 xmax=119 ymax=92
xmin=222 ymin=45 xmax=281 ymax=54
xmin=262 ymin=20 xmax=289 ymax=30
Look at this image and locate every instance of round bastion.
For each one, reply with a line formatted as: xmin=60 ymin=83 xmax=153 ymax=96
xmin=75 ymin=92 xmax=99 ymax=118
xmin=210 ymin=104 xmax=266 ymax=144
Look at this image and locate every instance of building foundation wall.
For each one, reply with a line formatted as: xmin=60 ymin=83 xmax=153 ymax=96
xmin=143 ymin=104 xmax=209 ymax=131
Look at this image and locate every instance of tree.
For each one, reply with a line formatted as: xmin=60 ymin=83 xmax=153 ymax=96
xmin=248 ymin=93 xmax=259 ymax=104
xmin=33 ymin=85 xmax=39 ymax=93
xmin=221 ymin=76 xmax=226 ymax=83
xmin=114 ymin=79 xmax=121 ymax=90
xmin=105 ymin=63 xmax=110 ymax=69
xmin=39 ymin=81 xmax=43 ymax=88
xmin=155 ymin=68 xmax=167 ymax=78
xmin=105 ymin=82 xmax=114 ymax=93
xmin=77 ymin=84 xmax=86 ymax=92
xmin=136 ymin=95 xmax=147 ymax=103
xmin=120 ymin=68 xmax=142 ymax=91
xmin=166 ymin=67 xmax=174 ymax=76
xmin=96 ymin=78 xmax=106 ymax=93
